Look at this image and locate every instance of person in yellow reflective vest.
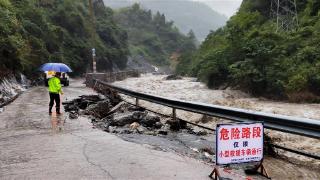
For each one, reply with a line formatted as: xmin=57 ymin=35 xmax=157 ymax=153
xmin=48 ymin=72 xmax=63 ymax=114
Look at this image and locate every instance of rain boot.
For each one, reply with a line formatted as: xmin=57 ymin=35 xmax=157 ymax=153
xmin=49 ymin=106 xmax=53 ymax=115
xmin=56 ymin=106 xmax=61 ymax=115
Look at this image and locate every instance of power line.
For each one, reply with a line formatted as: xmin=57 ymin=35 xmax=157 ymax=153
xmin=270 ymin=0 xmax=299 ymax=32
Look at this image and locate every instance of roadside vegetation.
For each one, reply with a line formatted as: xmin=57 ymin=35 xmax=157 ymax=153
xmin=0 ymin=1 xmax=196 ymax=78
xmin=0 ymin=0 xmax=128 ymax=78
xmin=176 ymin=0 xmax=320 ymax=102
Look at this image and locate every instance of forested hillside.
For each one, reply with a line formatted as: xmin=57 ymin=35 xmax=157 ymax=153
xmin=176 ymin=0 xmax=320 ymax=101
xmin=0 ymin=0 xmax=128 ymax=78
xmin=114 ymin=4 xmax=196 ymax=67
xmin=105 ymin=0 xmax=227 ymax=41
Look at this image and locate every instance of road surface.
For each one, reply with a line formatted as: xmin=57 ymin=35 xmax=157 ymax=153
xmin=0 ymin=80 xmax=214 ymax=179
xmin=1 ymin=79 xmax=318 ymax=180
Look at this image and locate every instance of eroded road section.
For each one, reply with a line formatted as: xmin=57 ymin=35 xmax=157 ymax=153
xmin=0 ymin=79 xmax=212 ymax=179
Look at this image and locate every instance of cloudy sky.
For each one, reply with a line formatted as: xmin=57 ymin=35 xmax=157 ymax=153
xmin=107 ymin=0 xmax=243 ymax=18
xmin=192 ymin=0 xmax=243 ymax=17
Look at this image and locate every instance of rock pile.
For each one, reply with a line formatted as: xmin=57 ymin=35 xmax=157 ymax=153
xmin=62 ymin=95 xmax=105 ymax=119
xmin=63 ymin=92 xmax=206 ymax=136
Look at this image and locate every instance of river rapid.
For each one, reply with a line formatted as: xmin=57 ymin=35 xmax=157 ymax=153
xmin=113 ymin=74 xmax=320 ymax=171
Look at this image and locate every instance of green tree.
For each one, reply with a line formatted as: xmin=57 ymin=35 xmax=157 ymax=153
xmin=175 ymin=0 xmax=320 ymax=101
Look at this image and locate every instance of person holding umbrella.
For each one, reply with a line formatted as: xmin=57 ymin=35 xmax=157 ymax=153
xmin=48 ymin=72 xmax=63 ymax=114
xmin=40 ymin=63 xmax=72 ymax=115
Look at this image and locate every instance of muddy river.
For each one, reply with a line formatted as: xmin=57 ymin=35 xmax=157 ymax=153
xmin=112 ymin=74 xmax=320 ymax=179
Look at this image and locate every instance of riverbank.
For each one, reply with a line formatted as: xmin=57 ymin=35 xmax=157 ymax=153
xmin=112 ymin=74 xmax=320 ymax=168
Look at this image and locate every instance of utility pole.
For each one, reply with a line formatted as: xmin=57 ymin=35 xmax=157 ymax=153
xmin=270 ymin=0 xmax=299 ymax=32
xmin=89 ymin=0 xmax=97 ymax=73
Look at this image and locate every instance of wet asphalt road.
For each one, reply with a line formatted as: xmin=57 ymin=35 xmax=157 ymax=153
xmin=1 ymin=79 xmax=319 ymax=180
xmin=0 ymin=80 xmax=215 ymax=180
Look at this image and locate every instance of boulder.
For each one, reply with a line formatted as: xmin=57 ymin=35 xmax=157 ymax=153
xmin=154 ymin=121 xmax=163 ymax=129
xmin=85 ymin=100 xmax=112 ymax=118
xmin=63 ymin=103 xmax=79 ymax=112
xmin=119 ymin=128 xmax=134 ymax=134
xmin=94 ymin=121 xmax=109 ymax=132
xmin=79 ymin=95 xmax=102 ymax=102
xmin=78 ymin=110 xmax=86 ymax=115
xmin=157 ymin=130 xmax=168 ymax=135
xmin=69 ymin=111 xmax=78 ymax=119
xmin=108 ymin=126 xmax=118 ymax=133
xmin=166 ymin=119 xmax=187 ymax=131
xmin=63 ymin=95 xmax=103 ymax=112
xmin=128 ymin=105 xmax=145 ymax=112
xmin=140 ymin=114 xmax=160 ymax=127
xmin=129 ymin=122 xmax=140 ymax=130
xmin=78 ymin=100 xmax=91 ymax=110
xmin=94 ymin=86 xmax=122 ymax=106
xmin=110 ymin=111 xmax=147 ymax=126
xmin=136 ymin=126 xmax=147 ymax=133
xmin=156 ymin=124 xmax=170 ymax=135
xmin=164 ymin=74 xmax=183 ymax=80
xmin=106 ymin=102 xmax=126 ymax=115
xmin=190 ymin=126 xmax=208 ymax=136
xmin=144 ymin=131 xmax=157 ymax=136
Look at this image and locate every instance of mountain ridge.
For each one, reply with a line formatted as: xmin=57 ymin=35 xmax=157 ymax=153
xmin=104 ymin=0 xmax=228 ymax=41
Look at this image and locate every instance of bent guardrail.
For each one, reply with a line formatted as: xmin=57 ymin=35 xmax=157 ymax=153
xmin=92 ymin=79 xmax=320 ymax=139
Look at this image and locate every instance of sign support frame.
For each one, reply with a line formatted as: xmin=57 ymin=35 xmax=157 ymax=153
xmin=209 ymin=122 xmax=271 ymax=179
xmin=208 ymin=166 xmax=220 ymax=180
xmin=244 ymin=159 xmax=271 ymax=179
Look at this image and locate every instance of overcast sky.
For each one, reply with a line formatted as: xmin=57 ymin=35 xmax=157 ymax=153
xmin=192 ymin=0 xmax=243 ymax=17
xmin=108 ymin=0 xmax=243 ymax=18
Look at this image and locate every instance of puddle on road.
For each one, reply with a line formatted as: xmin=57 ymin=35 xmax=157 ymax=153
xmin=118 ymin=131 xmax=215 ymax=162
xmin=116 ymin=131 xmax=320 ymax=180
xmin=50 ymin=113 xmax=65 ymax=133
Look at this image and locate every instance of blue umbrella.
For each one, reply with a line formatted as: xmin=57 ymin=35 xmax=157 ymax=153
xmin=40 ymin=63 xmax=72 ymax=72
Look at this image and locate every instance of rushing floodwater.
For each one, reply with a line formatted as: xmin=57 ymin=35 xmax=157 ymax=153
xmin=112 ymin=74 xmax=320 ymax=179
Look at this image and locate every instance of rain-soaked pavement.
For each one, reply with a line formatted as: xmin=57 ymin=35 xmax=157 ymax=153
xmin=0 ymin=79 xmax=215 ymax=179
xmin=113 ymin=74 xmax=320 ymax=179
xmin=0 ymin=79 xmax=319 ymax=180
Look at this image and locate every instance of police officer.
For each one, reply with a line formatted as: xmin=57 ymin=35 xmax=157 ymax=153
xmin=48 ymin=72 xmax=63 ymax=115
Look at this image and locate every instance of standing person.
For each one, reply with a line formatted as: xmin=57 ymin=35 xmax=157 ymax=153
xmin=48 ymin=72 xmax=63 ymax=115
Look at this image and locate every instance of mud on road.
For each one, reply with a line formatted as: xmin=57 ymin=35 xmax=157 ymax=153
xmin=63 ymin=77 xmax=320 ymax=179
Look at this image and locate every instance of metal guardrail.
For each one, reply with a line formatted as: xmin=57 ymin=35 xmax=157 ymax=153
xmin=93 ymin=79 xmax=320 ymax=139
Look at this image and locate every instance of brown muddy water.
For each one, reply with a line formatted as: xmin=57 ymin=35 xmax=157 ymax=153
xmin=112 ymin=74 xmax=320 ymax=180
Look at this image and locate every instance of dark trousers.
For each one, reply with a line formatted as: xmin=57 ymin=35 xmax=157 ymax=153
xmin=49 ymin=93 xmax=60 ymax=113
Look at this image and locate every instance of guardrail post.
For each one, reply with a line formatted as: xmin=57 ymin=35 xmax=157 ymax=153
xmin=87 ymin=77 xmax=320 ymax=139
xmin=172 ymin=108 xmax=176 ymax=121
xmin=93 ymin=79 xmax=98 ymax=89
xmin=135 ymin=98 xmax=139 ymax=106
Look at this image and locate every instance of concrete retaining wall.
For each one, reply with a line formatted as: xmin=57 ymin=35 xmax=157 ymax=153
xmin=85 ymin=71 xmax=140 ymax=87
